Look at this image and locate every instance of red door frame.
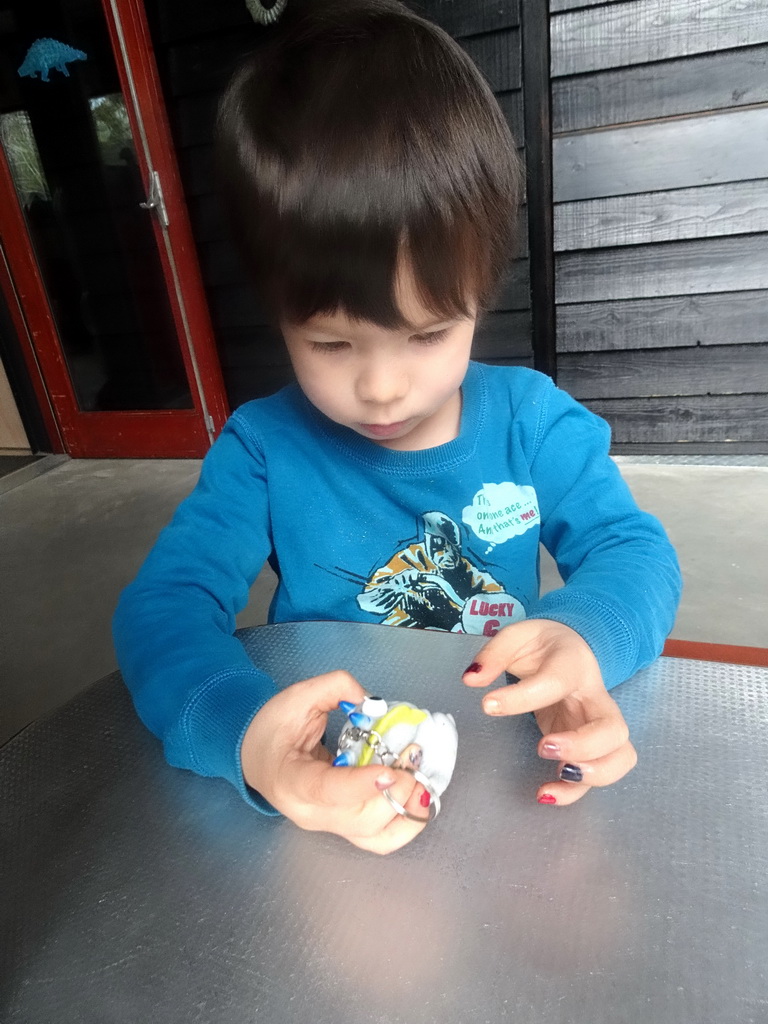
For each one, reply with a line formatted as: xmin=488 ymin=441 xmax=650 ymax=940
xmin=0 ymin=0 xmax=229 ymax=458
xmin=0 ymin=191 xmax=66 ymax=453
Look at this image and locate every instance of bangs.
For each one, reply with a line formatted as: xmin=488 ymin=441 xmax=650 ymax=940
xmin=217 ymin=0 xmax=522 ymax=329
xmin=267 ymin=182 xmax=495 ymax=331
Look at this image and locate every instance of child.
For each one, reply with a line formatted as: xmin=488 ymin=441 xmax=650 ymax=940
xmin=113 ymin=0 xmax=681 ymax=855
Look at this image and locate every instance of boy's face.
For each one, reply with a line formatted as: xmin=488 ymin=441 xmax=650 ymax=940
xmin=281 ymin=269 xmax=476 ymax=451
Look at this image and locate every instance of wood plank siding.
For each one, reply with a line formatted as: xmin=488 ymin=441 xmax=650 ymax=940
xmin=551 ymin=0 xmax=768 ymax=449
xmin=144 ymin=0 xmax=766 ymax=450
xmin=144 ymin=0 xmax=534 ymax=409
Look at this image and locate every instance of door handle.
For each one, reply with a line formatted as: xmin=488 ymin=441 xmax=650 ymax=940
xmin=139 ymin=170 xmax=169 ymax=228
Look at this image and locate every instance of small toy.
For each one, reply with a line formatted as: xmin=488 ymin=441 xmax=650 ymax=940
xmin=334 ymin=696 xmax=458 ymax=823
xmin=18 ymin=39 xmax=87 ymax=83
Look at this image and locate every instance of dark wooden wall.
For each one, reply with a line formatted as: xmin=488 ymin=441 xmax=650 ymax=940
xmin=550 ymin=0 xmax=768 ymax=451
xmin=148 ymin=0 xmax=768 ymax=450
xmin=146 ymin=0 xmax=534 ymax=409
xmin=407 ymin=0 xmax=533 ymax=370
xmin=144 ymin=0 xmax=277 ymax=408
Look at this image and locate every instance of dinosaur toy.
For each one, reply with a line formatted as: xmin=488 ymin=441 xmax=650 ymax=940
xmin=18 ymin=39 xmax=87 ymax=83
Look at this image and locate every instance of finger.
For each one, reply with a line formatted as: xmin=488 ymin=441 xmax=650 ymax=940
xmin=554 ymin=742 xmax=638 ymax=789
xmin=305 ymin=757 xmax=423 ymax=815
xmin=538 ymin=703 xmax=630 ymax=764
xmin=462 ymin=621 xmax=550 ymax=688
xmin=291 ymin=759 xmax=430 ymax=851
xmin=315 ymin=744 xmax=333 ymax=765
xmin=536 ymin=743 xmax=638 ymax=807
xmin=480 ymin=672 xmax=571 ymax=718
xmin=341 ymin=763 xmax=433 ymax=851
xmin=348 ymin=812 xmax=425 ymax=854
xmin=327 ymin=767 xmax=428 ymax=848
xmin=536 ymin=780 xmax=591 ymax=807
xmin=271 ymin=671 xmax=367 ymax=756
xmin=377 ymin=769 xmax=434 ymax=824
xmin=304 ymin=759 xmax=400 ymax=810
xmin=355 ymin=766 xmax=430 ymax=833
xmin=292 ymin=670 xmax=366 ymax=712
xmin=278 ymin=758 xmax=394 ymax=832
xmin=349 ymin=776 xmax=431 ymax=853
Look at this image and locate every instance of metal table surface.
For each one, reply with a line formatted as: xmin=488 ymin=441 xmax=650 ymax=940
xmin=2 ymin=621 xmax=766 ymax=1024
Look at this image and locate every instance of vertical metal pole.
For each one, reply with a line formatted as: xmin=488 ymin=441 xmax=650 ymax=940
xmin=520 ymin=0 xmax=557 ymax=382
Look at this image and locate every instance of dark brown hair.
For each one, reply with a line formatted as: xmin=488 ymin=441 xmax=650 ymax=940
xmin=216 ymin=0 xmax=523 ymax=329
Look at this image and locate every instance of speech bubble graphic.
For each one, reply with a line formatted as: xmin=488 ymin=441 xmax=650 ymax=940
xmin=462 ymin=482 xmax=540 ymax=553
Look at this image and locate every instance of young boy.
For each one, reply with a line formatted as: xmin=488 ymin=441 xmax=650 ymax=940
xmin=113 ymin=0 xmax=681 ymax=854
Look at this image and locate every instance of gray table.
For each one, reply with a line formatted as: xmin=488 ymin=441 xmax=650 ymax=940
xmin=2 ymin=621 xmax=767 ymax=1023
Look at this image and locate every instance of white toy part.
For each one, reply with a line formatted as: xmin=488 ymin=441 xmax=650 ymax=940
xmin=245 ymin=0 xmax=287 ymax=26
xmin=335 ymin=699 xmax=458 ymax=798
xmin=361 ymin=696 xmax=388 ymax=719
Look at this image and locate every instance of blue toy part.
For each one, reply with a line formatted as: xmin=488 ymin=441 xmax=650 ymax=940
xmin=18 ymin=39 xmax=87 ymax=83
xmin=332 ymin=751 xmax=355 ymax=767
xmin=338 ymin=701 xmax=356 ymax=715
xmin=348 ymin=712 xmax=372 ymax=729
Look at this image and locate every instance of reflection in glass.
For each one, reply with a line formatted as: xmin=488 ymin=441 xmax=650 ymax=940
xmin=0 ymin=0 xmax=192 ymax=413
xmin=0 ymin=112 xmax=50 ymax=202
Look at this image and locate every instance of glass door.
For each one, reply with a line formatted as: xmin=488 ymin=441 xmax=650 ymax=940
xmin=0 ymin=0 xmax=228 ymax=456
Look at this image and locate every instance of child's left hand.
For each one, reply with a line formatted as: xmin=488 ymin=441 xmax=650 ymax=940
xmin=463 ymin=620 xmax=637 ymax=806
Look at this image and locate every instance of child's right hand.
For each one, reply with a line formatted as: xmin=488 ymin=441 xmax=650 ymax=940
xmin=240 ymin=672 xmax=428 ymax=854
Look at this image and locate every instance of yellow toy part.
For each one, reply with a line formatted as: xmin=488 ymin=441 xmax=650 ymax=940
xmin=357 ymin=704 xmax=428 ymax=766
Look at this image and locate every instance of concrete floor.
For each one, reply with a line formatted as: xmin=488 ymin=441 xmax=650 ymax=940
xmin=1 ymin=456 xmax=767 ymax=746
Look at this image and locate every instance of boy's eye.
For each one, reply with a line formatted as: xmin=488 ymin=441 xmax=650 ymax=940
xmin=412 ymin=328 xmax=450 ymax=345
xmin=308 ymin=328 xmax=451 ymax=351
xmin=310 ymin=340 xmax=348 ymax=353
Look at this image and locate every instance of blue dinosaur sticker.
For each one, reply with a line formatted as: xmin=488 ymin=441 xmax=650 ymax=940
xmin=18 ymin=38 xmax=87 ymax=83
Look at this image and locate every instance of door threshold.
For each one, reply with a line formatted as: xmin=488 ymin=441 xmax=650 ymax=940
xmin=0 ymin=454 xmax=69 ymax=496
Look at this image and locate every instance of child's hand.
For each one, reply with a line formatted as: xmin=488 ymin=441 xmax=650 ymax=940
xmin=240 ymin=672 xmax=428 ymax=854
xmin=463 ymin=620 xmax=637 ymax=806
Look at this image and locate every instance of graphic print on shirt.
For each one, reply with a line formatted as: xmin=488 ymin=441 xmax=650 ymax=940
xmin=461 ymin=482 xmax=541 ymax=554
xmin=355 ymin=509 xmax=529 ymax=635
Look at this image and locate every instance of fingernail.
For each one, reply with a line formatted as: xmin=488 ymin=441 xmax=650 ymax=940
xmin=465 ymin=662 xmax=482 ymax=674
xmin=559 ymin=763 xmax=583 ymax=783
xmin=338 ymin=700 xmax=356 ymax=714
xmin=483 ymin=698 xmax=500 ymax=714
xmin=333 ymin=751 xmax=354 ymax=767
xmin=375 ymin=773 xmax=395 ymax=791
xmin=349 ymin=711 xmax=372 ymax=728
xmin=538 ymin=793 xmax=557 ymax=805
xmin=409 ymin=746 xmax=423 ymax=768
xmin=419 ymin=790 xmax=431 ymax=808
xmin=541 ymin=742 xmax=561 ymax=759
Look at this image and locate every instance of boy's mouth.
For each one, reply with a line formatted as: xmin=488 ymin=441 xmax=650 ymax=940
xmin=360 ymin=420 xmax=410 ymax=439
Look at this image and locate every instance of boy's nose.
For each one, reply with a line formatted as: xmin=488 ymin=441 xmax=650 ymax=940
xmin=356 ymin=362 xmax=408 ymax=406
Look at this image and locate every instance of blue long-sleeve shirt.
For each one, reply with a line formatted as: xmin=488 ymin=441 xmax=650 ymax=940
xmin=113 ymin=362 xmax=682 ymax=810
